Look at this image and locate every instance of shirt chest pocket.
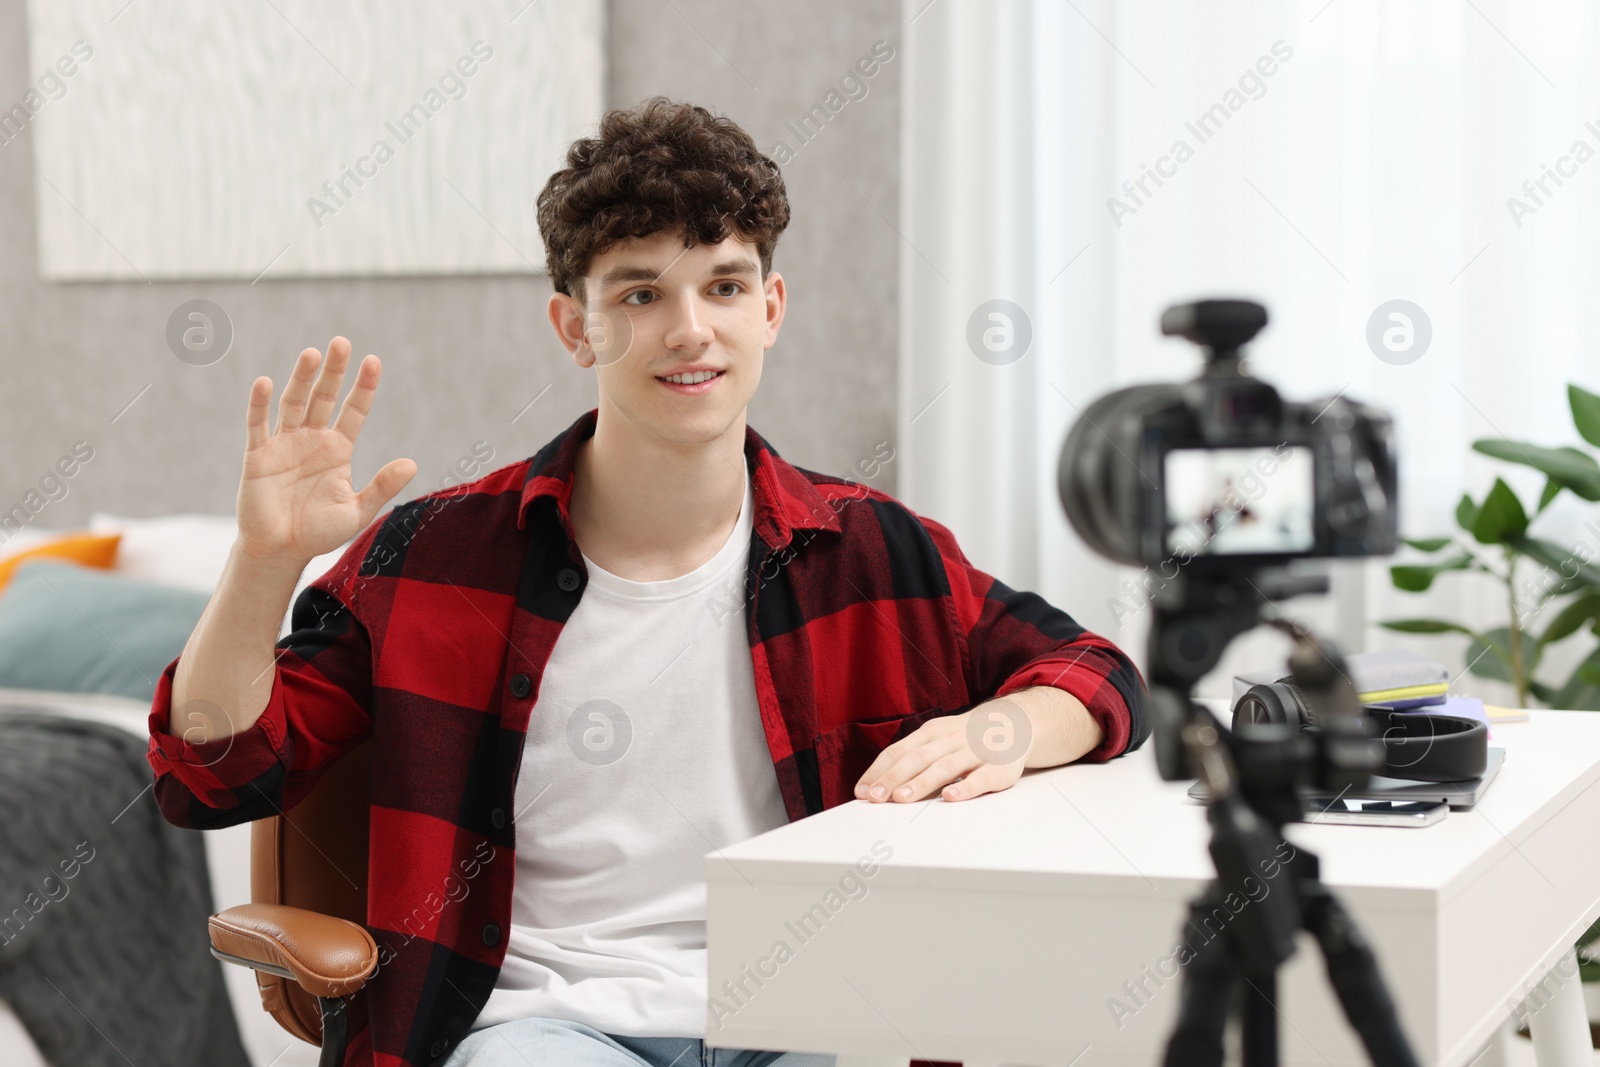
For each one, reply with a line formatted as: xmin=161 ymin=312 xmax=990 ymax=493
xmin=811 ymin=706 xmax=958 ymax=810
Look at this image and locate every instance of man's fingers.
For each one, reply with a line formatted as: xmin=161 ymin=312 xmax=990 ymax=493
xmin=246 ymin=377 xmax=272 ymax=450
xmin=853 ymin=716 xmax=971 ymax=801
xmin=940 ymin=769 xmax=988 ymax=802
xmin=333 ymin=354 xmax=381 ymax=442
xmin=355 ymin=458 xmax=418 ymax=529
xmin=275 ymin=346 xmax=324 ymax=434
xmin=858 ymin=750 xmax=974 ymax=803
xmin=304 ymin=336 xmax=353 ymax=429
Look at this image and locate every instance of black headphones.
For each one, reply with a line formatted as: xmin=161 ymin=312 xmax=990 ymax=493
xmin=1233 ymin=679 xmax=1488 ymax=783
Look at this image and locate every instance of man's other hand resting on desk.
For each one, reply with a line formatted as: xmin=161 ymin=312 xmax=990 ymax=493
xmin=854 ymin=686 xmax=1106 ymax=803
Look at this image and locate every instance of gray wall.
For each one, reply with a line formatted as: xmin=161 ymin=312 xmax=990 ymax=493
xmin=0 ymin=0 xmax=900 ymax=531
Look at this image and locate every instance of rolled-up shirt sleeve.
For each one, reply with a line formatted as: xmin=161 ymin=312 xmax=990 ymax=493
xmin=146 ymin=548 xmax=376 ymax=829
xmin=915 ymin=512 xmax=1148 ymax=763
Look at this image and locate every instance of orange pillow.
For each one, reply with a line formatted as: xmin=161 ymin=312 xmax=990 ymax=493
xmin=0 ymin=532 xmax=122 ymax=592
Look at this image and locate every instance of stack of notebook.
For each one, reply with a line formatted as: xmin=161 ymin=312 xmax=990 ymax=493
xmin=1215 ymin=649 xmax=1511 ymax=808
xmin=1231 ymin=648 xmax=1528 ymax=730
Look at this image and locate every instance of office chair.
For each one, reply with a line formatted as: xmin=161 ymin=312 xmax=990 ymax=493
xmin=199 ymin=741 xmax=939 ymax=1067
xmin=205 ymin=738 xmax=379 ymax=1067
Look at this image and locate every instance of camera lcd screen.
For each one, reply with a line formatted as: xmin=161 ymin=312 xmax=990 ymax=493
xmin=1164 ymin=446 xmax=1314 ymax=556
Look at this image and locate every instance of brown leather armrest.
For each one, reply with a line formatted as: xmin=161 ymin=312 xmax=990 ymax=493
xmin=209 ymin=902 xmax=378 ymax=999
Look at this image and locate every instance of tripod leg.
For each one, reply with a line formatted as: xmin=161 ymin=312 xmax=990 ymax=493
xmin=1300 ymin=886 xmax=1420 ymax=1067
xmin=1162 ymin=902 xmax=1239 ymax=1067
xmin=1240 ymin=969 xmax=1278 ymax=1067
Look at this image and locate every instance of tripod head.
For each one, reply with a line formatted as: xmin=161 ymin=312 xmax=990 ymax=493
xmin=1146 ymin=565 xmax=1384 ymax=827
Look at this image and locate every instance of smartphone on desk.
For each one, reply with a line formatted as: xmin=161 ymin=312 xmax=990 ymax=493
xmin=1306 ymin=798 xmax=1448 ymax=827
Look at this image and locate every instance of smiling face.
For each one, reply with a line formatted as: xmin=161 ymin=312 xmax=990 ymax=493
xmin=549 ymin=227 xmax=786 ymax=449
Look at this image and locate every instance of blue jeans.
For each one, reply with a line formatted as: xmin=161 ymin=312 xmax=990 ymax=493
xmin=443 ymin=1016 xmax=838 ymax=1066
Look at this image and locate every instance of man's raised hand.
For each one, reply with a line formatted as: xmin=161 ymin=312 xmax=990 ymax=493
xmin=236 ymin=336 xmax=417 ymax=567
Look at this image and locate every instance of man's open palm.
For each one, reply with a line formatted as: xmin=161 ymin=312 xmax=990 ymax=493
xmin=237 ymin=336 xmax=417 ymax=565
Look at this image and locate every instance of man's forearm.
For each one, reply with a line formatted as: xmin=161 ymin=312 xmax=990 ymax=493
xmin=1007 ymin=684 xmax=1105 ymax=768
xmin=168 ymin=542 xmax=307 ymax=744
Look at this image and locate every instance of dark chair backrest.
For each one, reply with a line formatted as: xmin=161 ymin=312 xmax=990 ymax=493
xmin=249 ymin=737 xmax=372 ymax=1044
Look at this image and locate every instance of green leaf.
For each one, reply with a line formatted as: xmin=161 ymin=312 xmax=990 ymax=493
xmin=1579 ymin=913 xmax=1600 ymax=980
xmin=1464 ymin=626 xmax=1518 ymax=683
xmin=1472 ymin=440 xmax=1600 ymax=501
xmin=1508 ymin=535 xmax=1600 ymax=589
xmin=1530 ymin=679 xmax=1558 ymax=705
xmin=1525 ymin=566 xmax=1590 ymax=601
xmin=1389 ymin=555 xmax=1474 ymax=591
xmin=1470 ymin=479 xmax=1530 ymax=544
xmin=1465 ymin=648 xmax=1513 ymax=683
xmin=1550 ymin=447 xmax=1600 ymax=501
xmin=1554 ymin=646 xmax=1600 ymax=709
xmin=1547 ymin=574 xmax=1592 ymax=599
xmin=1570 ymin=384 xmax=1600 ymax=449
xmin=1552 ymin=678 xmax=1600 ymax=711
xmin=1455 ymin=493 xmax=1479 ymax=533
xmin=1400 ymin=536 xmax=1453 ymax=553
xmin=1583 ymin=939 xmax=1600 ymax=979
xmin=1541 ymin=592 xmax=1600 ymax=645
xmin=1378 ymin=618 xmax=1477 ymax=635
xmin=1464 ymin=626 xmax=1542 ymax=684
xmin=1517 ymin=626 xmax=1543 ymax=677
xmin=1538 ymin=479 xmax=1562 ymax=513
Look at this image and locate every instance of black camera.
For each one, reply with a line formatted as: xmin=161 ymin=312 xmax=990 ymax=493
xmin=1057 ymin=299 xmax=1399 ymax=571
xmin=1055 ymin=300 xmax=1423 ymax=1065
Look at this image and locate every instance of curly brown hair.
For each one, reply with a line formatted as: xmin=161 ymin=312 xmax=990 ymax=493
xmin=536 ymin=96 xmax=791 ymax=306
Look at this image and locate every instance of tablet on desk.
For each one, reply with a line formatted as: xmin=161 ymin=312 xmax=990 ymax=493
xmin=1185 ymin=746 xmax=1505 ymax=810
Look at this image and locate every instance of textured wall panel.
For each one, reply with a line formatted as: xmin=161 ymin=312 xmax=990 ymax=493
xmin=27 ymin=0 xmax=603 ymax=279
xmin=0 ymin=0 xmax=900 ymax=533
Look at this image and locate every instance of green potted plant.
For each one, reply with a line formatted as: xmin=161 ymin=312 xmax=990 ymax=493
xmin=1383 ymin=382 xmax=1600 ymax=1035
xmin=1382 ymin=384 xmax=1600 ymax=710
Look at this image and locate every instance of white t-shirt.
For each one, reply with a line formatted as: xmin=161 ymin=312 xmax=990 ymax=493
xmin=474 ymin=459 xmax=789 ymax=1037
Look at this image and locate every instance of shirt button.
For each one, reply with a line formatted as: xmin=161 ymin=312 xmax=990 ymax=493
xmin=557 ymin=567 xmax=581 ymax=592
xmin=430 ymin=1036 xmax=449 ymax=1057
xmin=482 ymin=923 xmax=501 ymax=946
xmin=509 ymin=673 xmax=531 ymax=699
xmin=490 ymin=806 xmax=506 ymax=830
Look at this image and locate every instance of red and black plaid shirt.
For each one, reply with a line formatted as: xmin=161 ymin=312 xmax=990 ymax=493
xmin=147 ymin=406 xmax=1147 ymax=1067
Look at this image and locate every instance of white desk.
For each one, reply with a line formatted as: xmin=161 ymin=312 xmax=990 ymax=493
xmin=704 ymin=709 xmax=1600 ymax=1067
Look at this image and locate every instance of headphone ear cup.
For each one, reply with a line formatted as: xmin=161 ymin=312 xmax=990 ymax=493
xmin=1277 ymin=681 xmax=1313 ymax=729
xmin=1233 ymin=682 xmax=1304 ymax=730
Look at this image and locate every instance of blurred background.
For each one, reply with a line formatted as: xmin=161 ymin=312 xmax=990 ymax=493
xmin=3 ymin=1 xmax=1599 ymax=1064
xmin=904 ymin=0 xmax=1600 ymax=714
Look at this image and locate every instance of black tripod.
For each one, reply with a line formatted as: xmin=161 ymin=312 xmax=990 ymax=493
xmin=1146 ymin=567 xmax=1420 ymax=1067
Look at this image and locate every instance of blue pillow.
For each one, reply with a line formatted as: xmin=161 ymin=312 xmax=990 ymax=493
xmin=0 ymin=560 xmax=210 ymax=703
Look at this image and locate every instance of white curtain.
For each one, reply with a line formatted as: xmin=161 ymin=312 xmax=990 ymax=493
xmin=900 ymin=0 xmax=1600 ymax=703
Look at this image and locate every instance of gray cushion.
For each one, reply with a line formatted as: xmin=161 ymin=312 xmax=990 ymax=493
xmin=0 ymin=560 xmax=209 ymax=703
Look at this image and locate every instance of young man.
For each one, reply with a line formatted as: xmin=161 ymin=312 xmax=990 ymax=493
xmin=147 ymin=96 xmax=1147 ymax=1067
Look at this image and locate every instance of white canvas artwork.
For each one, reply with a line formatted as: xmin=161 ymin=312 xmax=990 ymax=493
xmin=23 ymin=0 xmax=605 ymax=279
